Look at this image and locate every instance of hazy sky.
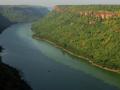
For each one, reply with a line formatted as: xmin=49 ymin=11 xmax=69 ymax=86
xmin=0 ymin=0 xmax=120 ymax=6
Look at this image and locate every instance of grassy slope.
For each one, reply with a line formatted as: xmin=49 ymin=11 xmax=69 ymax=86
xmin=32 ymin=5 xmax=120 ymax=72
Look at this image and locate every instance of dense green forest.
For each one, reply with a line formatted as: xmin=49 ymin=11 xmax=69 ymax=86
xmin=0 ymin=5 xmax=49 ymax=22
xmin=32 ymin=5 xmax=120 ymax=71
xmin=57 ymin=5 xmax=120 ymax=12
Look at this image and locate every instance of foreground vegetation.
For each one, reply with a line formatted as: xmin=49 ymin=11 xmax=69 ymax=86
xmin=0 ymin=60 xmax=32 ymax=90
xmin=32 ymin=5 xmax=120 ymax=72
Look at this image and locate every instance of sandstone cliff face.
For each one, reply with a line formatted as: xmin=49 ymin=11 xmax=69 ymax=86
xmin=53 ymin=5 xmax=120 ymax=20
xmin=53 ymin=5 xmax=64 ymax=13
xmin=79 ymin=11 xmax=116 ymax=19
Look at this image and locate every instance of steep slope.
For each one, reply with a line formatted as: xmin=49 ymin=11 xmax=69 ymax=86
xmin=0 ymin=5 xmax=49 ymax=33
xmin=32 ymin=5 xmax=120 ymax=73
xmin=0 ymin=5 xmax=49 ymax=22
xmin=0 ymin=14 xmax=12 ymax=33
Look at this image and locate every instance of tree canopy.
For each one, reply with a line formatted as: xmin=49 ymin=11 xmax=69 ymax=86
xmin=32 ymin=5 xmax=120 ymax=70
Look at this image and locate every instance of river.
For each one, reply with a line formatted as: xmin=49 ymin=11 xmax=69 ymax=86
xmin=0 ymin=23 xmax=120 ymax=90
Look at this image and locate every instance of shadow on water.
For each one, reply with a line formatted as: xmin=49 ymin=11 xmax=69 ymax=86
xmin=0 ymin=45 xmax=32 ymax=90
xmin=0 ymin=46 xmax=2 ymax=61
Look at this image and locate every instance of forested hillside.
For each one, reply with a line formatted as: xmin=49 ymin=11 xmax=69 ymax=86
xmin=32 ymin=5 xmax=120 ymax=72
xmin=0 ymin=5 xmax=49 ymax=22
xmin=0 ymin=5 xmax=49 ymax=33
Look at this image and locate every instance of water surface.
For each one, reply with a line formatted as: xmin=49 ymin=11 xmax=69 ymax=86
xmin=0 ymin=23 xmax=120 ymax=90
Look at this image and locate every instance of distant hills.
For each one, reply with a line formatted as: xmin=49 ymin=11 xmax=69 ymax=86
xmin=0 ymin=5 xmax=49 ymax=22
xmin=0 ymin=5 xmax=49 ymax=33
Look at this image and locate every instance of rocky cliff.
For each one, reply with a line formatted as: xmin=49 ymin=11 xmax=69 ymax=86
xmin=53 ymin=5 xmax=120 ymax=20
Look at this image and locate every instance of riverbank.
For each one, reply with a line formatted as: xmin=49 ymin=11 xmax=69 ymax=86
xmin=0 ymin=25 xmax=32 ymax=90
xmin=33 ymin=35 xmax=120 ymax=74
xmin=0 ymin=46 xmax=32 ymax=90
